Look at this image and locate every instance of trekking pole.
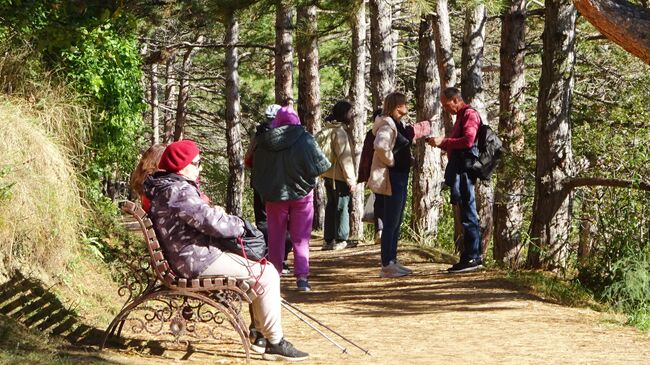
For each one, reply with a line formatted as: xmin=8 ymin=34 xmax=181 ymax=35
xmin=280 ymin=301 xmax=348 ymax=354
xmin=281 ymin=299 xmax=372 ymax=356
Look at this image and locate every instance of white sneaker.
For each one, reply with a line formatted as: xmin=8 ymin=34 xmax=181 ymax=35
xmin=332 ymin=241 xmax=347 ymax=250
xmin=394 ymin=260 xmax=413 ymax=274
xmin=379 ymin=262 xmax=409 ymax=278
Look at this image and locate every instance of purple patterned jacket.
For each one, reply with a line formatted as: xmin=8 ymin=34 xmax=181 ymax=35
xmin=144 ymin=172 xmax=244 ymax=278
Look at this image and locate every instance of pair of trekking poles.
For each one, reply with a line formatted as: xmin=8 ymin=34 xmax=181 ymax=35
xmin=280 ymin=299 xmax=372 ymax=356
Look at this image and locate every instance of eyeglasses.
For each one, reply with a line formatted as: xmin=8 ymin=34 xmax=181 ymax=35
xmin=191 ymin=159 xmax=201 ymax=168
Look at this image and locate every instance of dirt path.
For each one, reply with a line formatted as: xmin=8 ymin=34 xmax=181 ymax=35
xmin=100 ymin=242 xmax=650 ymax=365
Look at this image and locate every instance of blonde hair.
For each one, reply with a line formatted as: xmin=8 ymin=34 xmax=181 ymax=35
xmin=130 ymin=144 xmax=166 ymax=195
xmin=381 ymin=92 xmax=407 ymax=118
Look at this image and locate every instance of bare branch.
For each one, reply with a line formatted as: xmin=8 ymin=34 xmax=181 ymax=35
xmin=566 ymin=177 xmax=650 ymax=191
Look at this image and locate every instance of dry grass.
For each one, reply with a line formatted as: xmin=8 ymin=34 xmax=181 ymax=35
xmin=0 ymin=98 xmax=83 ymax=274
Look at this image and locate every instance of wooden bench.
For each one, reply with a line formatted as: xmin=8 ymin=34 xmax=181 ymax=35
xmin=101 ymin=201 xmax=256 ymax=362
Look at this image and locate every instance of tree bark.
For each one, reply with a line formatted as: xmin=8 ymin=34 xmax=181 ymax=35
xmin=275 ymin=0 xmax=294 ymax=104
xmin=349 ymin=0 xmax=367 ymax=241
xmin=527 ymin=0 xmax=577 ymax=270
xmin=162 ymin=55 xmax=177 ymax=144
xmin=460 ymin=4 xmax=492 ymax=257
xmin=494 ymin=0 xmax=527 ymax=267
xmin=431 ymin=0 xmax=457 ymax=134
xmin=224 ymin=15 xmax=244 ymax=216
xmin=174 ymin=35 xmax=204 ymax=141
xmin=370 ymin=0 xmax=395 ymax=109
xmin=412 ymin=14 xmax=444 ymax=237
xmin=573 ymin=0 xmax=650 ymax=65
xmin=150 ymin=62 xmax=160 ymax=144
xmin=297 ymin=3 xmax=324 ymax=230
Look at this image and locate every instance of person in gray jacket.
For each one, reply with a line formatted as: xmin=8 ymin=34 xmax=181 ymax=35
xmin=144 ymin=140 xmax=308 ymax=361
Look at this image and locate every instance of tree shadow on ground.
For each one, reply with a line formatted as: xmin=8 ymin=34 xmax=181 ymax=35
xmin=0 ymin=269 xmax=239 ymax=362
xmin=282 ymin=243 xmax=557 ymax=317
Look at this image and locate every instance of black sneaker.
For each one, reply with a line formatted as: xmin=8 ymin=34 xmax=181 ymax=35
xmin=250 ymin=331 xmax=267 ymax=354
xmin=263 ymin=338 xmax=309 ymax=361
xmin=447 ymin=259 xmax=483 ymax=273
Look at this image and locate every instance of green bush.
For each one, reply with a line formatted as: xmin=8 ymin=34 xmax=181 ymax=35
xmin=602 ymin=250 xmax=650 ymax=330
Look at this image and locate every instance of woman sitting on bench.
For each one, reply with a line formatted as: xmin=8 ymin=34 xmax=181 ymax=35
xmin=143 ymin=140 xmax=309 ymax=362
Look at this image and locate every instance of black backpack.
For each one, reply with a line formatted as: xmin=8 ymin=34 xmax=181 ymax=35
xmin=357 ymin=129 xmax=375 ymax=183
xmin=461 ymin=109 xmax=503 ymax=181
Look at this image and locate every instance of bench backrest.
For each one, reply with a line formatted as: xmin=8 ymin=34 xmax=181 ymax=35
xmin=121 ymin=201 xmax=181 ymax=288
xmin=120 ymin=201 xmax=248 ymax=294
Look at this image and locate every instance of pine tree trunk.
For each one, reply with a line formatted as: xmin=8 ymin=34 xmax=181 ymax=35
xmin=174 ymin=35 xmax=204 ymax=141
xmin=460 ymin=4 xmax=493 ymax=257
xmin=275 ymin=0 xmax=294 ymax=104
xmin=494 ymin=0 xmax=527 ymax=267
xmin=432 ymin=0 xmax=456 ymax=134
xmin=369 ymin=0 xmax=394 ymax=109
xmin=224 ymin=15 xmax=244 ymax=216
xmin=412 ymin=14 xmax=444 ymax=236
xmin=432 ymin=0 xmax=460 ymax=249
xmin=162 ymin=55 xmax=177 ymax=144
xmin=297 ymin=3 xmax=324 ymax=230
xmin=349 ymin=0 xmax=367 ymax=241
xmin=150 ymin=62 xmax=160 ymax=144
xmin=573 ymin=0 xmax=650 ymax=65
xmin=527 ymin=0 xmax=577 ymax=270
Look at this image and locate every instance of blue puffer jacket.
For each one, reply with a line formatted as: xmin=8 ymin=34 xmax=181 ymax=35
xmin=252 ymin=124 xmax=331 ymax=202
xmin=144 ymin=172 xmax=244 ymax=278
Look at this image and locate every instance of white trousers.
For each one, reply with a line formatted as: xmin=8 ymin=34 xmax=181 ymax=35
xmin=200 ymin=252 xmax=283 ymax=343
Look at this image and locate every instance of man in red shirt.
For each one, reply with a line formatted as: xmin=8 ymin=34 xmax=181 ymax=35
xmin=427 ymin=87 xmax=483 ymax=273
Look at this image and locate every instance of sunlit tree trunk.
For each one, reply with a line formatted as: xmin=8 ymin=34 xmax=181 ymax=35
xmin=432 ymin=0 xmax=461 ymax=249
xmin=275 ymin=0 xmax=294 ymax=103
xmin=369 ymin=0 xmax=394 ymax=109
xmin=527 ymin=0 xmax=577 ymax=270
xmin=460 ymin=4 xmax=492 ymax=257
xmin=162 ymin=55 xmax=177 ymax=144
xmin=432 ymin=0 xmax=456 ymax=134
xmin=573 ymin=0 xmax=650 ymax=65
xmin=349 ymin=0 xmax=367 ymax=240
xmin=150 ymin=62 xmax=160 ymax=144
xmin=174 ymin=35 xmax=204 ymax=141
xmin=297 ymin=2 xmax=324 ymax=229
xmin=412 ymin=14 xmax=444 ymax=236
xmin=494 ymin=0 xmax=527 ymax=267
xmin=224 ymin=15 xmax=244 ymax=216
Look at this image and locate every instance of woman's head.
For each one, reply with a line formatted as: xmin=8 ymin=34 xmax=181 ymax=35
xmin=382 ymin=92 xmax=408 ymax=121
xmin=130 ymin=144 xmax=166 ymax=195
xmin=325 ymin=100 xmax=353 ymax=124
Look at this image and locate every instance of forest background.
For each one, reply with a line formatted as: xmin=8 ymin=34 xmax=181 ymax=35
xmin=0 ymin=0 xmax=648 ymax=353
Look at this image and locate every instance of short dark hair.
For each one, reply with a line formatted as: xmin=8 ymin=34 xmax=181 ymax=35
xmin=442 ymin=87 xmax=462 ymax=100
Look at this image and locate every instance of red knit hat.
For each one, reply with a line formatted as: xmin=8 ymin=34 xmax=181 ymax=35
xmin=158 ymin=140 xmax=200 ymax=173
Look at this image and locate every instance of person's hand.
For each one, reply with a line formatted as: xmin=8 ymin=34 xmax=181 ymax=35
xmin=427 ymin=136 xmax=444 ymax=147
xmin=349 ymin=184 xmax=357 ymax=193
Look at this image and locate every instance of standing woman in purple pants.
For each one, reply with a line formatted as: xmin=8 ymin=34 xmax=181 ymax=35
xmin=251 ymin=104 xmax=331 ymax=292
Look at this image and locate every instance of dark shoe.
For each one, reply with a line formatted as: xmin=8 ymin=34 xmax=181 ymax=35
xmin=281 ymin=261 xmax=291 ymax=275
xmin=296 ymin=278 xmax=311 ymax=292
xmin=250 ymin=331 xmax=267 ymax=354
xmin=447 ymin=259 xmax=483 ymax=273
xmin=263 ymin=338 xmax=309 ymax=361
xmin=345 ymin=240 xmax=359 ymax=248
xmin=321 ymin=240 xmax=333 ymax=251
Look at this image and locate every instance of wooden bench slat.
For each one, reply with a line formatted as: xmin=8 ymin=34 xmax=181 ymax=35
xmin=152 ymin=251 xmax=164 ymax=262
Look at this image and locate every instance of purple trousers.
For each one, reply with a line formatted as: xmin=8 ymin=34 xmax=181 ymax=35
xmin=265 ymin=190 xmax=314 ymax=279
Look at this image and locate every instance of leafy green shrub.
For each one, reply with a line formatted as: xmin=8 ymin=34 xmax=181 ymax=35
xmin=602 ymin=250 xmax=650 ymax=330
